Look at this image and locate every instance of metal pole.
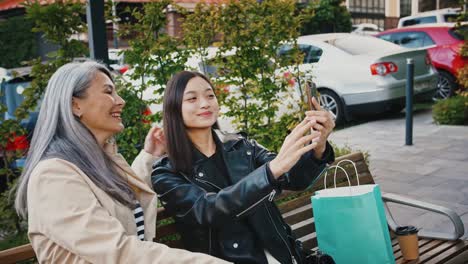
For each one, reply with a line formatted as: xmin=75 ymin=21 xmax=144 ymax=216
xmin=112 ymin=0 xmax=119 ymax=49
xmin=86 ymin=0 xmax=109 ymax=65
xmin=405 ymin=58 xmax=414 ymax=146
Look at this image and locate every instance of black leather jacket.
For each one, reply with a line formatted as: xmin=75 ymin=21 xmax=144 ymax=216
xmin=152 ymin=131 xmax=334 ymax=264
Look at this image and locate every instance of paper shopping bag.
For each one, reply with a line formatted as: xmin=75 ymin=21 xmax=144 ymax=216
xmin=312 ymin=184 xmax=395 ymax=264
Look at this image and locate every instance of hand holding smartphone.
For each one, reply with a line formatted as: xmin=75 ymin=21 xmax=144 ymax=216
xmin=305 ymin=80 xmax=319 ymax=111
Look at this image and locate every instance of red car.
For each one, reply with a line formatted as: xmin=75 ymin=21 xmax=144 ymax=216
xmin=376 ymin=23 xmax=467 ymax=99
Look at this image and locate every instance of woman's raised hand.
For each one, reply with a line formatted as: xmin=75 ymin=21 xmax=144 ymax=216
xmin=306 ymin=97 xmax=335 ymax=159
xmin=144 ymin=126 xmax=167 ymax=157
xmin=269 ymin=118 xmax=321 ymax=179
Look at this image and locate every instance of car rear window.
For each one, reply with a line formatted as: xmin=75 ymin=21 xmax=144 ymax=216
xmin=1 ymin=80 xmax=30 ymax=116
xmin=449 ymin=25 xmax=467 ymax=40
xmin=444 ymin=14 xmax=459 ymax=23
xmin=402 ymin=16 xmax=437 ymax=27
xmin=325 ymin=35 xmax=400 ymax=55
xmin=279 ymin=44 xmax=323 ymax=63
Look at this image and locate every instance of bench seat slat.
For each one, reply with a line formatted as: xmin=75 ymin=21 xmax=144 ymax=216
xmin=396 ymin=240 xmax=446 ymax=264
xmin=417 ymin=240 xmax=458 ymax=263
xmin=425 ymin=240 xmax=468 ymax=264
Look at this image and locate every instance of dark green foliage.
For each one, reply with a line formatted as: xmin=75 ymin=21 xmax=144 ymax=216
xmin=116 ymin=0 xmax=189 ymax=163
xmin=432 ymin=95 xmax=468 ymax=125
xmin=186 ymin=0 xmax=308 ymax=151
xmin=0 ymin=16 xmax=37 ymax=68
xmin=300 ymin=0 xmax=352 ymax=35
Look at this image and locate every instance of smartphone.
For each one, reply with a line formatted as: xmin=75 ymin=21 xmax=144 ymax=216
xmin=305 ymin=80 xmax=319 ymax=111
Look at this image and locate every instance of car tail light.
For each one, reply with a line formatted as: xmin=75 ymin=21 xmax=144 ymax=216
xmin=425 ymin=53 xmax=432 ymax=65
xmin=6 ymin=134 xmax=29 ymax=152
xmin=370 ymin=62 xmax=398 ymax=76
xmin=449 ymin=43 xmax=461 ymax=53
xmin=119 ymin=65 xmax=129 ymax=74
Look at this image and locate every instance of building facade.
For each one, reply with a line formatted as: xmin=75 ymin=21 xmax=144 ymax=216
xmin=345 ymin=0 xmax=462 ymax=29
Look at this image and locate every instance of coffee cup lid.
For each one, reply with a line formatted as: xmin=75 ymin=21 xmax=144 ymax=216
xmin=395 ymin=226 xmax=418 ymax=235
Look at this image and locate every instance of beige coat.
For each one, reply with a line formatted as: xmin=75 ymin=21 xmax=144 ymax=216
xmin=27 ymin=147 xmax=229 ymax=264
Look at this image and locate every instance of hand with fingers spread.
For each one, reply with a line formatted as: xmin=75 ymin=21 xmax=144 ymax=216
xmin=305 ymin=97 xmax=335 ymax=159
xmin=269 ymin=118 xmax=321 ymax=178
xmin=144 ymin=126 xmax=167 ymax=157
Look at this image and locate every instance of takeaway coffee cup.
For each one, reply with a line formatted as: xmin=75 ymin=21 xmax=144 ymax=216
xmin=396 ymin=226 xmax=419 ymax=260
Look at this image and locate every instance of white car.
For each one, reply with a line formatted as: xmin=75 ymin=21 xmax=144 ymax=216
xmin=284 ymin=33 xmax=438 ymax=124
xmin=397 ymin=8 xmax=460 ymax=28
xmin=351 ymin=23 xmax=383 ymax=36
xmin=108 ymin=48 xmax=129 ymax=74
xmin=190 ymin=35 xmax=438 ymax=124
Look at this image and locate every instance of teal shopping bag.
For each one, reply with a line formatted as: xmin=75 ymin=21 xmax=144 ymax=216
xmin=312 ymin=160 xmax=395 ymax=264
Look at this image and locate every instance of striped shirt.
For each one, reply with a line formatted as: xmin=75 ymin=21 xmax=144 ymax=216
xmin=133 ymin=200 xmax=145 ymax=241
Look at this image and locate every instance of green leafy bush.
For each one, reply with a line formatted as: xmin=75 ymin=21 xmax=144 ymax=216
xmin=300 ymin=0 xmax=352 ymax=35
xmin=0 ymin=16 xmax=36 ymax=68
xmin=432 ymin=95 xmax=468 ymax=125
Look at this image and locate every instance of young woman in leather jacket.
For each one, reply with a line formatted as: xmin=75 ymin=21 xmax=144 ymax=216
xmin=152 ymin=71 xmax=335 ymax=264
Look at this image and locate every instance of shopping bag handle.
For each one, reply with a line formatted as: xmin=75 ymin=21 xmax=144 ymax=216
xmin=324 ymin=165 xmax=350 ymax=189
xmin=323 ymin=159 xmax=360 ymax=189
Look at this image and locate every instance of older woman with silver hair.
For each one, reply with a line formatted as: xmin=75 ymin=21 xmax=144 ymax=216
xmin=14 ymin=61 xmax=228 ymax=263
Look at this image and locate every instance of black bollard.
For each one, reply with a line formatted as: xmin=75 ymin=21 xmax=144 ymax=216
xmin=405 ymin=58 xmax=414 ymax=146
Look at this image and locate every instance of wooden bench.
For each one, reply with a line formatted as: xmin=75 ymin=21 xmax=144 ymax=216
xmin=1 ymin=152 xmax=467 ymax=263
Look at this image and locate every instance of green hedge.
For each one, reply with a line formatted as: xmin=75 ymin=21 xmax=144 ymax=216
xmin=0 ymin=16 xmax=37 ymax=68
xmin=432 ymin=95 xmax=468 ymax=125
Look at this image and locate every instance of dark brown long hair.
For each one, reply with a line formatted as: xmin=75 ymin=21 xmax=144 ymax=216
xmin=163 ymin=71 xmax=219 ymax=174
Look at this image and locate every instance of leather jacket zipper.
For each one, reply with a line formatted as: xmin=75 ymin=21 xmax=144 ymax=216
xmin=236 ymin=189 xmax=276 ymax=218
xmin=264 ymin=202 xmax=297 ymax=264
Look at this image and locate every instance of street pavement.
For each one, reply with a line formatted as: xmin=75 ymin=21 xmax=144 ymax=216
xmin=329 ymin=109 xmax=468 ymax=239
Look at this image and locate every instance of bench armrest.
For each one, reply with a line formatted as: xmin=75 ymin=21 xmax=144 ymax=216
xmin=382 ymin=192 xmax=465 ymax=241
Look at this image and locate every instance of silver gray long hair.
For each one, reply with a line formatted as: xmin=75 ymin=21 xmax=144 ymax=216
xmin=15 ymin=61 xmax=135 ymax=218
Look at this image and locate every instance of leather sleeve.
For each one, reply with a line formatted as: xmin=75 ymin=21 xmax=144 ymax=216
xmin=251 ymin=139 xmax=335 ymax=191
xmin=152 ymin=161 xmax=275 ymax=227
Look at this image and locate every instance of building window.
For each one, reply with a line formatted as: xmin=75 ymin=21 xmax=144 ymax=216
xmin=400 ymin=0 xmax=411 ymax=17
xmin=348 ymin=0 xmax=385 ymax=28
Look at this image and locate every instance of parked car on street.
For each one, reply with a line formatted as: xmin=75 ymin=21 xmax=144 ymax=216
xmin=375 ymin=23 xmax=467 ymax=99
xmin=397 ymin=8 xmax=460 ymax=28
xmin=108 ymin=48 xmax=129 ymax=74
xmin=351 ymin=23 xmax=383 ymax=36
xmin=274 ymin=33 xmax=438 ymax=124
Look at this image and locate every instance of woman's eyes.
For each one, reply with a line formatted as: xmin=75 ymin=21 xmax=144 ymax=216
xmin=185 ymin=94 xmax=215 ymax=101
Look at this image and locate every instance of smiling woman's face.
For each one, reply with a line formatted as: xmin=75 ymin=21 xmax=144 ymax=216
xmin=72 ymin=71 xmax=126 ymax=144
xmin=181 ymin=76 xmax=219 ymax=130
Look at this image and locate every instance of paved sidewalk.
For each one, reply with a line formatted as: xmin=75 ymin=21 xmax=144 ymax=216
xmin=329 ymin=109 xmax=468 ymax=239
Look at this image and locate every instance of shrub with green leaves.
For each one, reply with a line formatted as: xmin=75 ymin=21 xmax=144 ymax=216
xmin=300 ymin=0 xmax=352 ymax=35
xmin=182 ymin=0 xmax=309 ymax=151
xmin=116 ymin=0 xmax=189 ymax=162
xmin=432 ymin=95 xmax=468 ymax=125
xmin=0 ymin=16 xmax=36 ymax=68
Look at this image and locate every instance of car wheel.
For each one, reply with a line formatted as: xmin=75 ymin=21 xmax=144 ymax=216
xmin=319 ymin=89 xmax=344 ymax=125
xmin=434 ymin=71 xmax=456 ymax=100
